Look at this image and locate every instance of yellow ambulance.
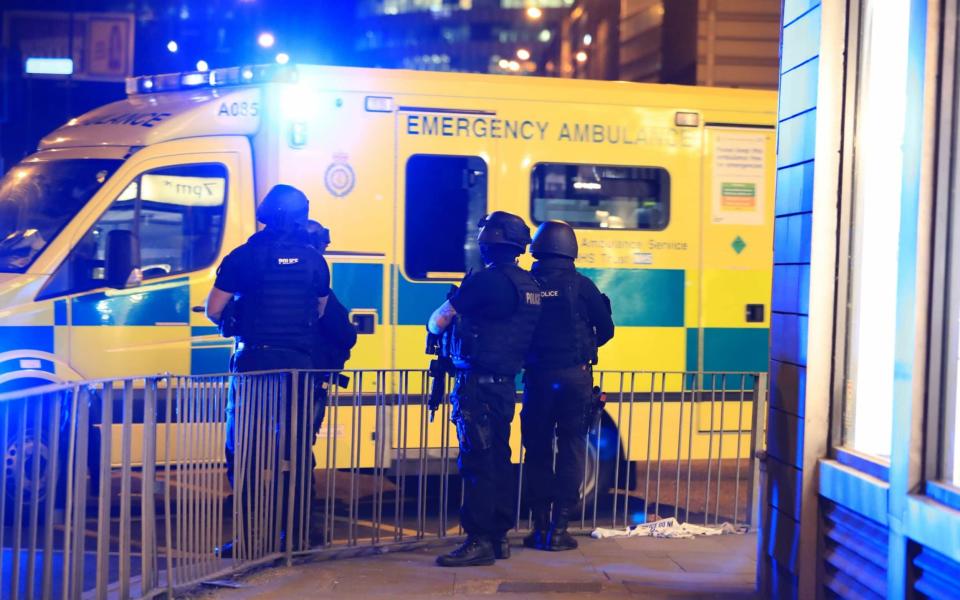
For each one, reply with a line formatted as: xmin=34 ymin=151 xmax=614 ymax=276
xmin=0 ymin=65 xmax=775 ymax=476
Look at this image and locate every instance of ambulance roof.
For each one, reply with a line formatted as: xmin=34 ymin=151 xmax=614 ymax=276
xmin=38 ymin=86 xmax=260 ymax=151
xmin=290 ymin=64 xmax=776 ymax=113
xmin=39 ymin=64 xmax=776 ymax=152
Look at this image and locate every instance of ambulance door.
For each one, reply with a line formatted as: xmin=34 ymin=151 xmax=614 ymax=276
xmin=393 ymin=108 xmax=496 ymax=369
xmin=280 ymin=89 xmax=397 ymax=375
xmin=36 ymin=137 xmax=252 ymax=378
xmin=698 ymin=126 xmax=776 ymax=378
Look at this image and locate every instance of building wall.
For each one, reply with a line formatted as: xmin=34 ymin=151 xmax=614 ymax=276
xmin=555 ymin=0 xmax=618 ymax=79
xmin=696 ymin=0 xmax=780 ymax=89
xmin=763 ymin=1 xmax=824 ymax=594
xmin=560 ymin=0 xmax=779 ymax=88
xmin=617 ymin=0 xmax=665 ymax=82
xmin=768 ymin=0 xmax=960 ymax=597
xmin=354 ymin=2 xmax=569 ymax=74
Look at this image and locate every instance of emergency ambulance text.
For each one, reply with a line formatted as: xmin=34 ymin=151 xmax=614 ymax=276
xmin=405 ymin=114 xmax=697 ymax=147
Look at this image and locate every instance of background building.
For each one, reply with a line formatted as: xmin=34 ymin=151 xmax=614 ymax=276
xmin=0 ymin=1 xmax=579 ymax=170
xmin=554 ymin=0 xmax=780 ymax=89
xmin=0 ymin=0 xmax=355 ymax=172
xmin=354 ymin=0 xmax=572 ymax=74
xmin=0 ymin=0 xmax=783 ymax=172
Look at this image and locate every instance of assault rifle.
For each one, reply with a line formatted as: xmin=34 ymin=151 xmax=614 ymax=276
xmin=425 ymin=285 xmax=459 ymax=422
xmin=425 ymin=331 xmax=454 ymax=423
xmin=591 ymin=385 xmax=606 ymax=425
xmin=218 ymin=299 xmax=239 ymax=338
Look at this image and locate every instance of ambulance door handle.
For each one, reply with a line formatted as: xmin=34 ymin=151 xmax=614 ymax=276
xmin=191 ymin=306 xmax=205 ymax=313
xmin=745 ymin=304 xmax=765 ymax=323
xmin=351 ymin=313 xmax=376 ymax=334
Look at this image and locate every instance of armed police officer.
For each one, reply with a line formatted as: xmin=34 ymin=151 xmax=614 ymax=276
xmin=301 ymin=220 xmax=357 ymax=435
xmin=521 ymin=220 xmax=614 ymax=552
xmin=205 ymin=184 xmax=330 ymax=556
xmin=428 ymin=211 xmax=541 ymax=567
xmin=297 ymin=219 xmax=356 ymax=548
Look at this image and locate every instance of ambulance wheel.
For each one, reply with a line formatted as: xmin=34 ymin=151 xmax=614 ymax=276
xmin=580 ymin=415 xmax=622 ymax=502
xmin=1 ymin=386 xmax=102 ymax=523
xmin=3 ymin=423 xmax=54 ymax=523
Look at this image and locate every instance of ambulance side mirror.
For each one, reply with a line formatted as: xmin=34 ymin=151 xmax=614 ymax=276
xmin=105 ymin=230 xmax=142 ymax=289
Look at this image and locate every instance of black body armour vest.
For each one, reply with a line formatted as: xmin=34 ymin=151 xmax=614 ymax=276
xmin=526 ymin=267 xmax=597 ymax=370
xmin=451 ymin=264 xmax=541 ymax=376
xmin=236 ymin=233 xmax=324 ymax=351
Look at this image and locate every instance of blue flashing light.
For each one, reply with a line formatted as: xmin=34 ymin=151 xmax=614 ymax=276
xmin=167 ymin=40 xmax=179 ymax=53
xmin=153 ymin=73 xmax=182 ymax=91
xmin=280 ymin=82 xmax=319 ymax=121
xmin=258 ymin=32 xmax=276 ymax=49
xmin=196 ymin=60 xmax=209 ymax=72
xmin=126 ymin=63 xmax=298 ymax=96
xmin=182 ymin=73 xmax=205 ymax=86
xmin=25 ymin=57 xmax=74 ymax=76
xmin=209 ymin=67 xmax=239 ymax=86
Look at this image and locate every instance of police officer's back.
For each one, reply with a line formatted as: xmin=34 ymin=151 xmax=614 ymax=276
xmin=526 ymin=221 xmax=613 ymax=370
xmin=427 ymin=211 xmax=541 ymax=567
xmin=521 ymin=220 xmax=614 ymax=552
xmin=205 ymin=184 xmax=330 ymax=557
xmin=207 ymin=184 xmax=330 ymax=370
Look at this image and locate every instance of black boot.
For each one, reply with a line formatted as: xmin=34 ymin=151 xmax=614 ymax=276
xmin=436 ymin=535 xmax=496 ymax=567
xmin=545 ymin=507 xmax=578 ymax=551
xmin=492 ymin=534 xmax=511 ymax=559
xmin=308 ymin=508 xmax=326 ymax=548
xmin=522 ymin=507 xmax=550 ymax=549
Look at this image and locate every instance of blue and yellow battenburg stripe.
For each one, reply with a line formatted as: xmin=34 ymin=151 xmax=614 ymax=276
xmin=1 ymin=264 xmax=767 ymax=381
xmin=393 ymin=265 xmax=768 ymax=378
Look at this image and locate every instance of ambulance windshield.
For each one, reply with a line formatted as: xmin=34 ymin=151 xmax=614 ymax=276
xmin=0 ymin=159 xmax=122 ymax=273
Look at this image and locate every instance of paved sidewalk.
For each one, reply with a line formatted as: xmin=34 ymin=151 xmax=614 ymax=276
xmin=193 ymin=531 xmax=758 ymax=599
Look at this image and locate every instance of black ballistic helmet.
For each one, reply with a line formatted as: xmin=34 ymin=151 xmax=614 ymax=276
xmin=256 ymin=184 xmax=310 ymax=231
xmin=305 ymin=220 xmax=331 ymax=249
xmin=531 ymin=220 xmax=578 ymax=259
xmin=477 ymin=211 xmax=531 ymax=251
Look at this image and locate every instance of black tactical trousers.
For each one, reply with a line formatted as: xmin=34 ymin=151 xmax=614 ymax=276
xmin=450 ymin=371 xmax=517 ymax=538
xmin=225 ymin=346 xmax=317 ymax=553
xmin=521 ymin=365 xmax=593 ymax=514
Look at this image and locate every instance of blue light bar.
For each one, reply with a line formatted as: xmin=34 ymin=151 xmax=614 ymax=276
xmin=181 ymin=73 xmax=206 ymax=86
xmin=126 ymin=64 xmax=298 ymax=96
xmin=25 ymin=57 xmax=74 ymax=76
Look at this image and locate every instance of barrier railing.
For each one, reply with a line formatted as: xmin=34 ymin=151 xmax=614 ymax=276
xmin=0 ymin=369 xmax=766 ymax=599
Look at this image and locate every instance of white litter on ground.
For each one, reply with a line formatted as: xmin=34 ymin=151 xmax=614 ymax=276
xmin=591 ymin=517 xmax=739 ymax=539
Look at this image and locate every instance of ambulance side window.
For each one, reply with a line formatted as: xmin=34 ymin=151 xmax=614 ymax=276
xmin=530 ymin=163 xmax=670 ymax=230
xmin=40 ymin=163 xmax=228 ymax=299
xmin=404 ymin=154 xmax=487 ymax=280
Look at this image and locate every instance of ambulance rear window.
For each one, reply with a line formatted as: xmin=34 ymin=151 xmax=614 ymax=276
xmin=530 ymin=163 xmax=670 ymax=231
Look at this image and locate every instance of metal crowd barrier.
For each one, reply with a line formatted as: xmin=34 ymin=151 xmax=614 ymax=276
xmin=0 ymin=369 xmax=766 ymax=599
